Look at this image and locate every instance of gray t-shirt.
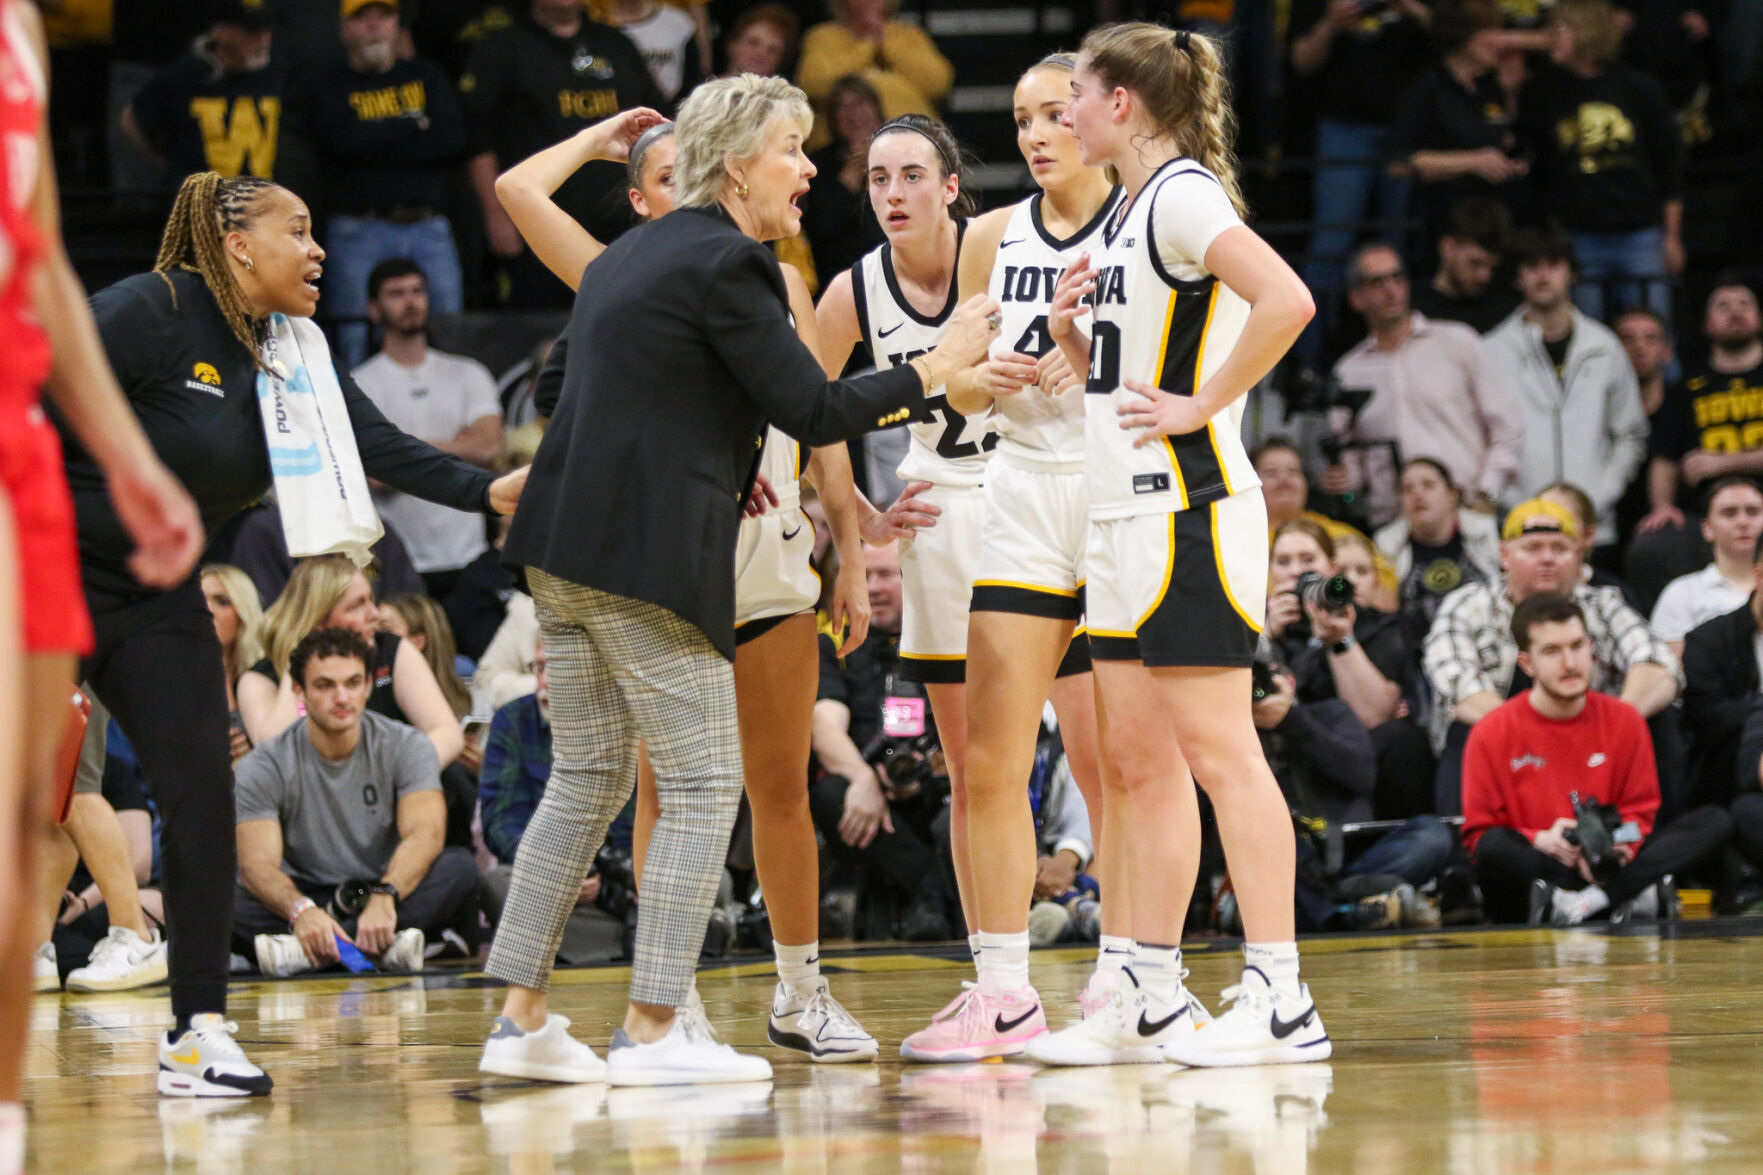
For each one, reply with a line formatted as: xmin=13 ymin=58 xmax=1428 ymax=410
xmin=235 ymin=711 xmax=440 ymax=887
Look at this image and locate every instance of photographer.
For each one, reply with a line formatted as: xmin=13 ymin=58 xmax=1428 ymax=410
xmin=1269 ymin=520 xmax=1436 ymax=816
xmin=1463 ymin=595 xmax=1730 ymax=924
xmin=810 ymin=542 xmax=956 ymax=941
xmin=232 ymin=629 xmax=481 ymax=975
xmin=1254 ymin=660 xmax=1454 ymax=931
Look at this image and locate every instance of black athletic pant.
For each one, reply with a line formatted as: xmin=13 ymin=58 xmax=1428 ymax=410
xmin=230 ymin=846 xmax=482 ymax=956
xmin=83 ymin=579 xmax=236 ymax=1020
xmin=1472 ymin=805 xmax=1733 ymax=923
xmin=808 ymin=775 xmax=950 ymax=907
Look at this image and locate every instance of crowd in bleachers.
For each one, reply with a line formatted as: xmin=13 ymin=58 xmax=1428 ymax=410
xmin=28 ymin=0 xmax=1763 ymax=986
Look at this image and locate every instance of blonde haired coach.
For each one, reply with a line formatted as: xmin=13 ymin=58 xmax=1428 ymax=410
xmin=478 ymin=75 xmax=1000 ymax=1087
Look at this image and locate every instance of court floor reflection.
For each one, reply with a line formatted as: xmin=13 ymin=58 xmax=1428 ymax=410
xmin=24 ymin=924 xmax=1763 ymax=1173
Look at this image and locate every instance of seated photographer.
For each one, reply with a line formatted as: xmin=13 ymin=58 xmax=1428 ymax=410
xmin=478 ymin=641 xmax=624 ymax=964
xmin=1681 ymin=534 xmax=1763 ymax=805
xmin=810 ymin=541 xmax=956 ymax=942
xmin=1268 ymin=519 xmax=1436 ymax=819
xmin=233 ymin=629 xmax=481 ymax=975
xmin=1253 ymin=660 xmax=1454 ymax=931
xmin=1463 ymin=595 xmax=1731 ymax=925
xmin=1375 ymin=456 xmax=1502 ymax=647
xmin=1425 ymin=499 xmax=1680 ymax=815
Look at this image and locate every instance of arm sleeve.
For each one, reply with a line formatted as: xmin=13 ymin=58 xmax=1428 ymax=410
xmin=1459 ymin=716 xmax=1507 ymax=854
xmin=703 ymin=242 xmax=930 ymax=446
xmin=90 ymin=282 xmax=172 ymax=394
xmin=393 ymin=726 xmax=442 ymax=798
xmin=1277 ymin=701 xmax=1376 ymax=803
xmin=1149 ymin=171 xmax=1243 ymax=274
xmin=342 ymin=372 xmax=496 ymax=512
xmin=1424 ymin=587 xmax=1499 ymax=709
xmin=232 ymin=748 xmax=282 ymax=825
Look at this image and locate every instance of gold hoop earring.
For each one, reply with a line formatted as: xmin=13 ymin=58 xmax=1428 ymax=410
xmin=735 ymin=182 xmax=749 ymax=199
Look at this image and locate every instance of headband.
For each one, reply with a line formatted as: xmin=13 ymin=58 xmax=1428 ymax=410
xmin=873 ymin=119 xmax=957 ymax=177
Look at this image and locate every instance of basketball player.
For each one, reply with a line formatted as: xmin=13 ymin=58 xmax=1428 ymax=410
xmin=1030 ymin=24 xmax=1331 ymax=1067
xmin=891 ymin=57 xmax=1135 ymax=1063
xmin=0 ymin=1 xmax=202 ymax=1162
xmin=815 ymin=114 xmax=992 ymax=1005
xmin=493 ymin=111 xmax=885 ymax=1062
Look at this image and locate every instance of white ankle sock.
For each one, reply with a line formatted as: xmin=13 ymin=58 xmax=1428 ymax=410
xmin=1567 ymin=884 xmax=1611 ymax=920
xmin=1089 ymin=935 xmax=1135 ymax=994
xmin=1243 ymin=941 xmax=1302 ymax=998
xmin=774 ymin=940 xmax=821 ymax=994
xmin=968 ymin=933 xmax=983 ymax=967
xmin=976 ymin=931 xmax=1030 ymax=996
xmin=1131 ymin=944 xmax=1182 ymax=1001
xmin=0 ymin=1102 xmax=23 ymax=1175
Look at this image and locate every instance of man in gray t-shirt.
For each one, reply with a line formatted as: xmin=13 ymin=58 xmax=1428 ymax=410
xmin=233 ymin=628 xmax=480 ymax=975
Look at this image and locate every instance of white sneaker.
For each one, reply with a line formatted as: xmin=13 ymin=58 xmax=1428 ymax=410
xmin=67 ymin=926 xmax=169 ymax=992
xmin=1161 ymin=967 xmax=1331 ymax=1068
xmin=607 ymin=1001 xmax=773 ymax=1087
xmin=1027 ymin=968 xmax=1199 ymax=1066
xmin=252 ymin=934 xmax=313 ymax=979
xmin=378 ymin=928 xmax=425 ymax=972
xmin=767 ymin=979 xmax=878 ymax=1063
xmin=33 ymin=943 xmax=58 ymax=993
xmin=479 ymin=1014 xmax=607 ymax=1083
xmin=158 ymin=1014 xmax=274 ymax=1097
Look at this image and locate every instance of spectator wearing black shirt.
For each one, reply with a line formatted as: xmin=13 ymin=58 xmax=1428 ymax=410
xmin=1387 ymin=0 xmax=1527 ymax=247
xmin=1267 ymin=519 xmax=1438 ymax=818
xmin=1289 ymin=0 xmax=1433 ymax=320
xmin=461 ymin=0 xmax=663 ymax=308
xmin=121 ymin=0 xmax=287 ymax=186
xmin=1631 ymin=281 xmax=1763 ymax=603
xmin=1411 ymin=196 xmax=1521 ymax=333
xmin=1614 ymin=0 xmax=1718 ymax=135
xmin=810 ymin=542 xmax=955 ymax=941
xmin=1517 ymin=0 xmax=1685 ymax=323
xmin=1681 ymin=533 xmax=1763 ymax=805
xmin=802 ymin=74 xmax=886 ymax=301
xmin=1614 ymin=306 xmax=1681 ymax=548
xmin=1375 ymin=456 xmax=1503 ymax=645
xmin=300 ymin=0 xmax=468 ymax=369
xmin=107 ymin=0 xmax=215 ymax=192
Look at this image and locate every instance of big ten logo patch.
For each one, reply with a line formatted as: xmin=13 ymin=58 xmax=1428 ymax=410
xmin=189 ymin=96 xmax=281 ymax=179
xmin=348 ymin=81 xmax=428 ymax=122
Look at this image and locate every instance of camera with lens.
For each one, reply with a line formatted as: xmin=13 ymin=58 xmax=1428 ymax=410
xmin=1252 ymin=656 xmax=1279 ymax=702
xmin=862 ymin=730 xmax=945 ymax=800
xmin=1295 ymin=570 xmax=1355 ymax=614
xmin=328 ymin=879 xmax=396 ymax=920
xmin=1561 ymin=791 xmax=1641 ymax=887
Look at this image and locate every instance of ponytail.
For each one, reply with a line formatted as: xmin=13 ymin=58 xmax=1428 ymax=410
xmin=1078 ymin=23 xmax=1247 ymax=218
xmin=154 ymin=171 xmax=281 ymax=369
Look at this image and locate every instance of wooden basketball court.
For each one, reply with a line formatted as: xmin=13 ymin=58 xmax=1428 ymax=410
xmin=24 ymin=923 xmax=1763 ymax=1173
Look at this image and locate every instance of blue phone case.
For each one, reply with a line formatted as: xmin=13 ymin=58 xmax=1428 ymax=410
xmin=335 ymin=934 xmax=376 ymax=973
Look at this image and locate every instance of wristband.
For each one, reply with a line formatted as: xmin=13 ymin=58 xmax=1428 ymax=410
xmin=288 ymin=897 xmax=316 ymax=928
xmin=367 ymin=882 xmax=399 ymax=904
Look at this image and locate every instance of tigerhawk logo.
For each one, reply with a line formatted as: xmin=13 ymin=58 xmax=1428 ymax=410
xmin=184 ymin=362 xmax=225 ymax=397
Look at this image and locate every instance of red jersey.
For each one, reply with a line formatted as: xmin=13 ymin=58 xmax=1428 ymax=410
xmin=0 ymin=0 xmax=50 ymax=403
xmin=1461 ymin=690 xmax=1659 ymax=855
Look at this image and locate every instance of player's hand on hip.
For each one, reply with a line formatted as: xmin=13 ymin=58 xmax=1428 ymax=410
xmin=1118 ymin=380 xmax=1208 ymax=445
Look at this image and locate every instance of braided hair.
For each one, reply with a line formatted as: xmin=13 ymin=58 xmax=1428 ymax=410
xmin=154 ymin=171 xmax=282 ymax=369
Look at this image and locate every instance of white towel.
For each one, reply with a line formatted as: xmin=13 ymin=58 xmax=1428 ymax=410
xmin=255 ymin=313 xmax=384 ymax=567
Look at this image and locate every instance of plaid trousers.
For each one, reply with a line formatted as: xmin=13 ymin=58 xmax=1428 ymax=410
xmin=484 ymin=570 xmax=742 ymax=1006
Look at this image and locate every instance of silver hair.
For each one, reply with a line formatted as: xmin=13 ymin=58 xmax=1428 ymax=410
xmin=672 ymin=74 xmax=813 ymax=210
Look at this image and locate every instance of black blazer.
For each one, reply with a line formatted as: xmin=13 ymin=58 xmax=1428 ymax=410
xmin=504 ymin=205 xmax=929 ymax=659
xmin=1682 ymin=600 xmax=1763 ymax=797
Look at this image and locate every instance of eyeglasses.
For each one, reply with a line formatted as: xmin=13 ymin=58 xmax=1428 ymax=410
xmin=1352 ymin=270 xmax=1407 ymax=290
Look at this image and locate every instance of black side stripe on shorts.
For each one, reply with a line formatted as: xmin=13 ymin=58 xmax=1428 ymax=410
xmin=970 ymin=583 xmax=1084 ymax=622
xmin=898 ymin=654 xmax=965 ymax=685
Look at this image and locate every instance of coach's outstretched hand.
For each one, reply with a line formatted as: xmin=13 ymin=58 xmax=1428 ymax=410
xmin=861 ymin=481 xmax=940 ymax=545
xmin=488 ymin=466 xmax=529 ymax=515
xmin=923 ymin=295 xmax=1002 ymax=385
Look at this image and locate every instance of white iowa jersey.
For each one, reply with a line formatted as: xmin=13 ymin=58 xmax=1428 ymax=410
xmin=1085 ymin=159 xmax=1258 ymax=520
xmin=755 ymin=425 xmax=803 ymax=505
xmin=987 ymin=186 xmax=1124 ymax=467
xmin=852 ymin=224 xmax=996 ymax=488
